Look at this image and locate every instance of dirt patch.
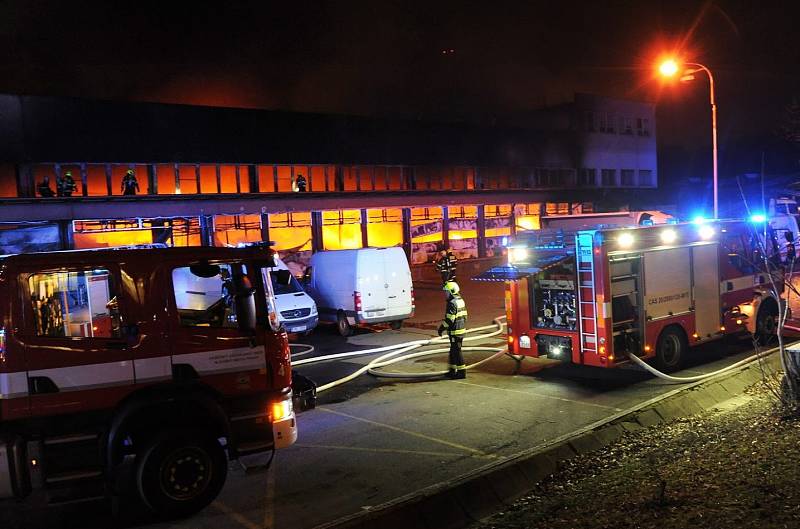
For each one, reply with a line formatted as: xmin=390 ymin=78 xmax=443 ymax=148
xmin=474 ymin=378 xmax=800 ymax=529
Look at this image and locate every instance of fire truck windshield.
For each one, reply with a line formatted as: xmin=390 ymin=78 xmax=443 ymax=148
xmin=531 ymin=255 xmax=577 ymax=330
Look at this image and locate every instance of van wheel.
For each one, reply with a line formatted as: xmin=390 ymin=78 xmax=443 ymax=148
xmin=390 ymin=320 xmax=403 ymax=330
xmin=337 ymin=311 xmax=353 ymax=337
xmin=655 ymin=326 xmax=686 ymax=373
xmin=135 ymin=429 xmax=227 ymax=519
xmin=755 ymin=300 xmax=778 ymax=346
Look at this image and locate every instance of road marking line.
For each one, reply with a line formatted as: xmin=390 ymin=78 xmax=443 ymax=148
xmin=212 ymin=500 xmax=261 ymax=529
xmin=318 ymin=407 xmax=492 ymax=457
xmin=454 ymin=381 xmax=624 ymax=411
xmin=294 ymin=443 xmax=492 ymax=459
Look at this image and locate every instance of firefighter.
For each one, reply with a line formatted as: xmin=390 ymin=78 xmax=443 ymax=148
xmin=434 ymin=248 xmax=458 ymax=283
xmin=438 ymin=280 xmax=468 ymax=379
xmin=121 ymin=169 xmax=140 ymax=195
xmin=57 ymin=171 xmax=78 ymax=197
xmin=37 ymin=175 xmax=55 ymax=197
xmin=295 ymin=173 xmax=307 ymax=192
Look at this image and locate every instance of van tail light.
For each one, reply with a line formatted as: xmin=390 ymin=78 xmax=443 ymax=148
xmin=354 ymin=291 xmax=362 ymax=312
xmin=410 ymin=286 xmax=415 ymax=309
xmin=0 ymin=326 xmax=5 ymax=363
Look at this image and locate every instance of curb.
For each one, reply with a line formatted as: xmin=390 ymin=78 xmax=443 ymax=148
xmin=313 ymin=347 xmax=786 ymax=529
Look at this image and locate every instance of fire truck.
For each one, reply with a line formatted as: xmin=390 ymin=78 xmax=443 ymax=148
xmin=0 ymin=245 xmax=297 ymax=518
xmin=477 ymin=219 xmax=781 ymax=371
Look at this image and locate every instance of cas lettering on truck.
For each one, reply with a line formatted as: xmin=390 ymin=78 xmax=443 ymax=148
xmin=0 ymin=245 xmax=297 ymax=518
xmin=477 ymin=219 xmax=782 ymax=372
xmin=305 ymin=247 xmax=414 ymax=336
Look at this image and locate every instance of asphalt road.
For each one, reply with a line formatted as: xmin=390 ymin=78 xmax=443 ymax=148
xmin=7 ymin=279 xmax=769 ymax=529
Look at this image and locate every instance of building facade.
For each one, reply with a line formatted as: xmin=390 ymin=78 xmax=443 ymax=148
xmin=0 ymin=93 xmax=658 ymax=267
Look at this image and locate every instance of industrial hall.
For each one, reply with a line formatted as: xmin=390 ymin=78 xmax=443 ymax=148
xmin=0 ymin=92 xmax=658 ymax=271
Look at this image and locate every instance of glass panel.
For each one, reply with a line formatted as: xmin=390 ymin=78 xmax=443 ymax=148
xmin=276 ymin=166 xmax=292 ymax=192
xmin=310 ymin=166 xmax=326 ymax=192
xmin=28 ymin=269 xmax=120 ymax=338
xmin=213 ymin=215 xmax=262 ymax=246
xmin=269 ymin=212 xmax=312 ymax=276
xmin=411 ymin=207 xmax=443 ymax=264
xmin=322 ymin=209 xmax=362 ymax=250
xmin=258 ymin=165 xmax=276 ymax=193
xmin=219 ymin=165 xmax=238 ymax=193
xmin=199 ymin=165 xmax=218 ymax=194
xmin=367 ymin=208 xmax=403 ymax=247
xmin=156 ymin=164 xmax=177 ymax=195
xmin=172 ymin=264 xmax=244 ymax=328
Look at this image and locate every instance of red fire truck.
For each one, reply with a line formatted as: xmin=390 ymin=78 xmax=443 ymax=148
xmin=477 ymin=219 xmax=781 ymax=371
xmin=0 ymin=245 xmax=296 ymax=517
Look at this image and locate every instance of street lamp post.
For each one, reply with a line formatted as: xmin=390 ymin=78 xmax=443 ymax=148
xmin=659 ymin=60 xmax=719 ymax=219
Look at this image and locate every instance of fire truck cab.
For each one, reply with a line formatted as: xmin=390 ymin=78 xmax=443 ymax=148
xmin=0 ymin=245 xmax=296 ymax=518
xmin=479 ymin=219 xmax=781 ymax=372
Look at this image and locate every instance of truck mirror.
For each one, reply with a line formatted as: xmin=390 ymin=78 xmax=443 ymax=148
xmin=237 ymin=290 xmax=257 ymax=332
xmin=275 ymin=269 xmax=292 ymax=286
xmin=190 ymin=262 xmax=221 ymax=278
xmin=302 ymin=266 xmax=313 ymax=284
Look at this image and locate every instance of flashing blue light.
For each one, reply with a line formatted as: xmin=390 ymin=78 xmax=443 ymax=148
xmin=692 ymin=216 xmax=707 ymax=225
xmin=750 ymin=214 xmax=767 ymax=223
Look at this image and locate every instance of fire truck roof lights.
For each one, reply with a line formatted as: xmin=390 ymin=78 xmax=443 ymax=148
xmin=617 ymin=231 xmax=635 ymax=248
xmin=750 ymin=213 xmax=767 ymax=223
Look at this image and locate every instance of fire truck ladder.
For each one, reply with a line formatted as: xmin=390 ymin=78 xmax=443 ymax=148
xmin=576 ymin=232 xmax=598 ymax=357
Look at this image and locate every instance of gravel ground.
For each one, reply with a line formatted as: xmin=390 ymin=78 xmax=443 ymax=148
xmin=473 ymin=377 xmax=800 ymax=529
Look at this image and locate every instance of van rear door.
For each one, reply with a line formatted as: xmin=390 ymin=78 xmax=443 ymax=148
xmin=382 ymin=248 xmax=412 ymax=316
xmin=358 ymin=249 xmax=388 ymax=317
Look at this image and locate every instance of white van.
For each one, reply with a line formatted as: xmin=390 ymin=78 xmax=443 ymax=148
xmin=269 ymin=256 xmax=319 ymax=334
xmin=305 ymin=247 xmax=414 ymax=336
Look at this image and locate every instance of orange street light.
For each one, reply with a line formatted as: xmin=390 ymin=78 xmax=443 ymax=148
xmin=658 ymin=59 xmax=679 ymax=77
xmin=658 ymin=58 xmax=719 ymax=219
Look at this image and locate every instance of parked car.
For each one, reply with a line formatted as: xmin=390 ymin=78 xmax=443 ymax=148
xmin=305 ymin=247 xmax=414 ymax=336
xmin=269 ymin=255 xmax=319 ymax=334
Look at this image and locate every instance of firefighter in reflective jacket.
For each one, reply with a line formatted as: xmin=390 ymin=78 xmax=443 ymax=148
xmin=438 ymin=280 xmax=468 ymax=379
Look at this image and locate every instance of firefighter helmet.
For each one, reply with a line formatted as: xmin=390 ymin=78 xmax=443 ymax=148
xmin=443 ymin=280 xmax=460 ymax=295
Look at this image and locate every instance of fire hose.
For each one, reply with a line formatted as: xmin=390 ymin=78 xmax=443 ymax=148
xmin=290 ymin=316 xmax=510 ymax=393
xmin=626 ymin=345 xmax=777 ymax=383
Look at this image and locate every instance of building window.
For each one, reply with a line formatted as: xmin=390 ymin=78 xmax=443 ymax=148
xmin=599 ymin=112 xmax=615 ymax=133
xmin=621 ymin=169 xmax=635 ymax=186
xmin=584 ymin=111 xmax=596 ymax=132
xmin=637 ymin=118 xmax=651 ymax=137
xmin=579 ymin=168 xmax=597 ymax=187
xmin=601 ymin=169 xmax=616 ymax=186
xmin=638 ymin=169 xmax=654 ymax=186
xmin=621 ymin=117 xmax=633 ymax=135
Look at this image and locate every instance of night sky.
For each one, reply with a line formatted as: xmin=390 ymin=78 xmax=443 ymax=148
xmin=1 ymin=1 xmax=798 ymax=182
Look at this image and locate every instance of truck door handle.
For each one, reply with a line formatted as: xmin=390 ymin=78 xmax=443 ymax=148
xmin=388 ymin=295 xmax=397 ymax=299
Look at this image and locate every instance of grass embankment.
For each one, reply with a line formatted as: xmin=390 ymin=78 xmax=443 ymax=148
xmin=475 ymin=379 xmax=800 ymax=529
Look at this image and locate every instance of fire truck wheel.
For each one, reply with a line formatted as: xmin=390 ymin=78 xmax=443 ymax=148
xmin=135 ymin=429 xmax=228 ymax=519
xmin=755 ymin=301 xmax=778 ymax=346
xmin=654 ymin=326 xmax=687 ymax=373
xmin=337 ymin=311 xmax=353 ymax=337
xmin=390 ymin=320 xmax=403 ymax=330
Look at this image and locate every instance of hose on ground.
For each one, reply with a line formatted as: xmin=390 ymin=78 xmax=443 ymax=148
xmin=294 ymin=316 xmax=510 ymax=393
xmin=626 ymin=343 xmax=779 ymax=383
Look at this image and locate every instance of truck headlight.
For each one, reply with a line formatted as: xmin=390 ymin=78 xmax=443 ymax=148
xmin=271 ymin=397 xmax=293 ymax=422
xmin=508 ymin=247 xmax=529 ymax=264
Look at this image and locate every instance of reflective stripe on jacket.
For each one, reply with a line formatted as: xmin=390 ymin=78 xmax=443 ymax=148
xmin=442 ymin=295 xmax=468 ymax=336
